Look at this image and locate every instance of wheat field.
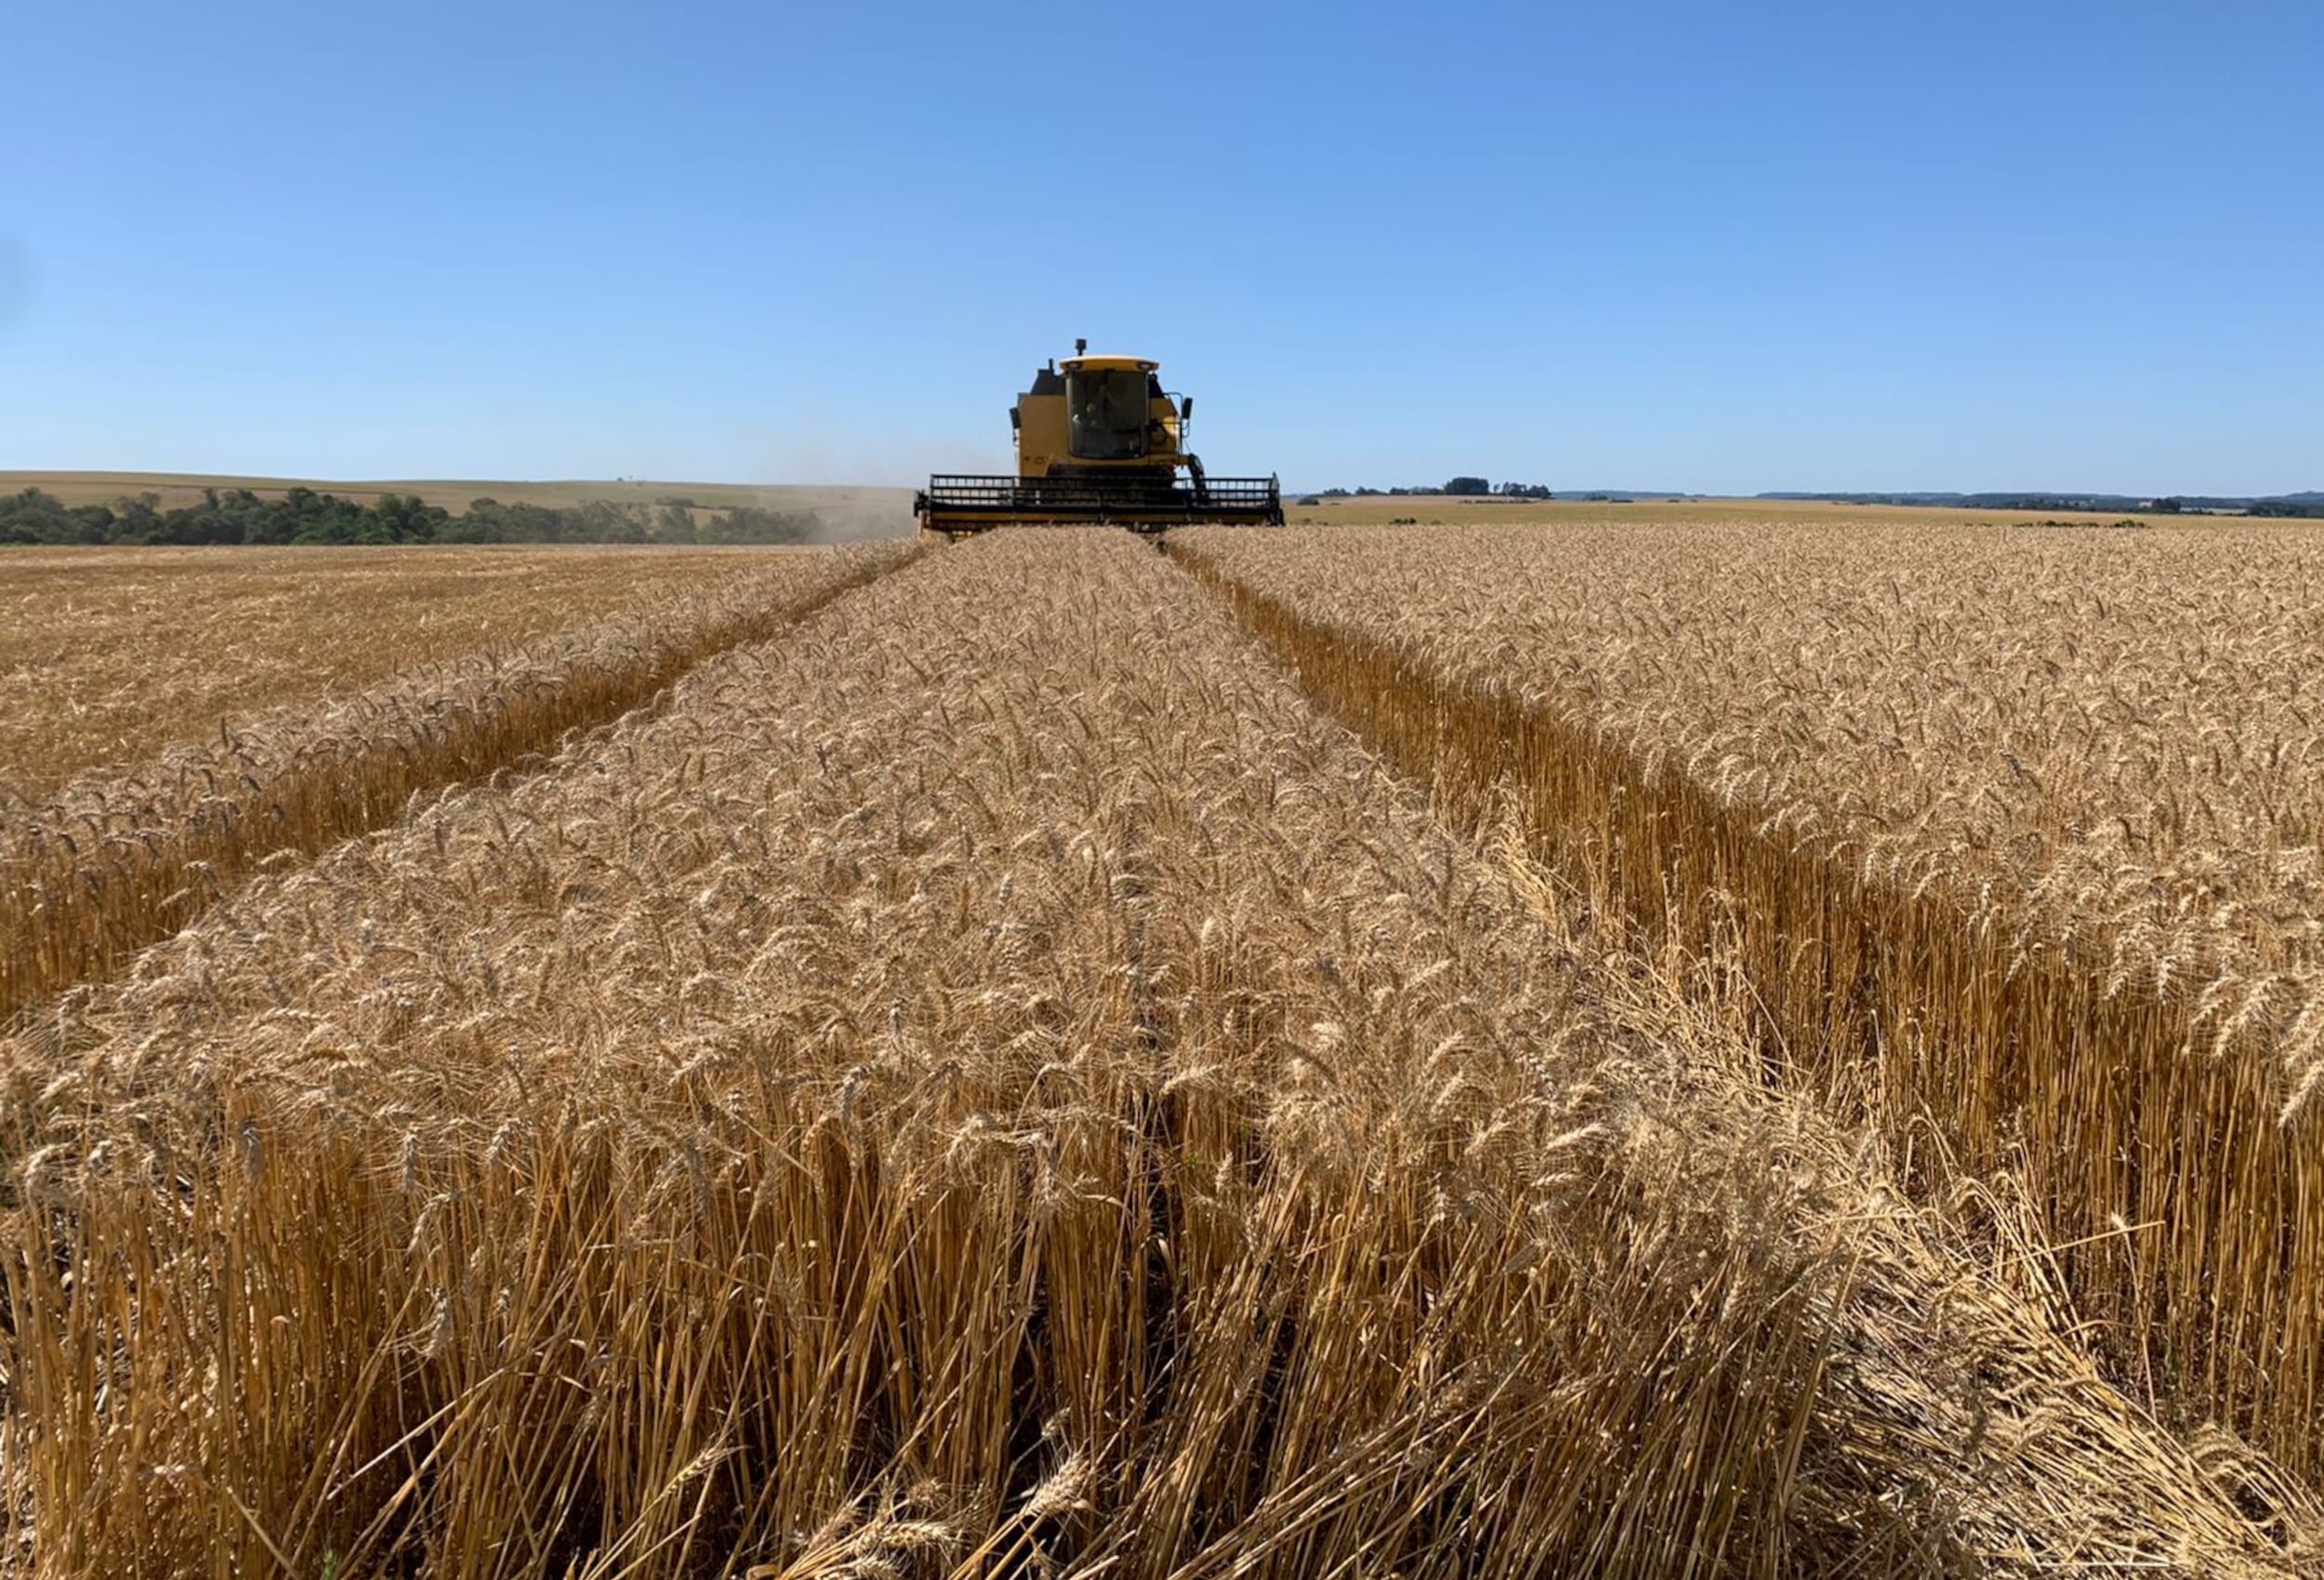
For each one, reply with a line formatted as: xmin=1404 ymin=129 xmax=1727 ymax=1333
xmin=0 ymin=546 xmax=812 ymax=803
xmin=1176 ymin=517 xmax=2324 ymax=1478
xmin=0 ymin=543 xmax=912 ymax=1017
xmin=2 ymin=526 xmax=2318 ymax=1575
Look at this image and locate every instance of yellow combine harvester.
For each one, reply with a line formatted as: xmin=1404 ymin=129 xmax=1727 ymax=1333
xmin=916 ymin=341 xmax=1284 ymax=536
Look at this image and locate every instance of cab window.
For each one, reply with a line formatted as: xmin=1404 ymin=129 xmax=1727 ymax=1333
xmin=1066 ymin=370 xmax=1149 ymax=460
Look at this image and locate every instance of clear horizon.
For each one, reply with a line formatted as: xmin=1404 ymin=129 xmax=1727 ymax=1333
xmin=4 ymin=1 xmax=2318 ymax=497
xmin=6 ymin=470 xmax=2314 ymax=504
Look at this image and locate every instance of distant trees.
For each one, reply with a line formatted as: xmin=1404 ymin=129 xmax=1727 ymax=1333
xmin=1312 ymin=480 xmax=1560 ymax=500
xmin=702 ymin=504 xmax=819 ymax=544
xmin=0 ymin=489 xmax=86 ymax=543
xmin=0 ymin=488 xmax=825 ymax=546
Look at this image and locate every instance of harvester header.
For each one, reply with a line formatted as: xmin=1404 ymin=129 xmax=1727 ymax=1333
xmin=916 ymin=342 xmax=1283 ymax=536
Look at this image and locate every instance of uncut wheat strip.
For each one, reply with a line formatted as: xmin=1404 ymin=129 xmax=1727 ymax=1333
xmin=0 ymin=538 xmax=1155 ymax=1573
xmin=0 ymin=545 xmax=782 ymax=806
xmin=7 ymin=539 xmax=1075 ymax=1122
xmin=1170 ymin=533 xmax=2317 ymax=1572
xmin=1178 ymin=521 xmax=2324 ymax=981
xmin=1108 ymin=569 xmax=1832 ymax=1577
xmin=1281 ymin=583 xmax=2317 ymax=1574
xmin=1175 ymin=524 xmax=2324 ymax=1480
xmin=3 ymin=545 xmax=912 ymax=886
xmin=6 ymin=549 xmax=889 ymax=835
xmin=1181 ymin=520 xmax=2324 ymax=1073
xmin=0 ymin=542 xmax=915 ymax=1019
xmin=1488 ymin=829 xmax=2317 ymax=1574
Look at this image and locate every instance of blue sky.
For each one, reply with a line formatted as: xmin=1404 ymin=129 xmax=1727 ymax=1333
xmin=2 ymin=1 xmax=2317 ymax=494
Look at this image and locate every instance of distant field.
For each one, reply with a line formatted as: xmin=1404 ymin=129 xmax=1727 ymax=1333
xmin=0 ymin=470 xmax=917 ymax=538
xmin=1288 ymin=492 xmax=2182 ymax=529
xmin=9 ymin=474 xmax=2179 ymax=538
xmin=5 ymin=473 xmax=2165 ymax=536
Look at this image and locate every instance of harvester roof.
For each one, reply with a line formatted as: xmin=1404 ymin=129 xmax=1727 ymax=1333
xmin=1059 ymin=355 xmax=1157 ymax=374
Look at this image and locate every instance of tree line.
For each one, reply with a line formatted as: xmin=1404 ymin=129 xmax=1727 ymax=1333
xmin=1766 ymin=490 xmax=2324 ymax=519
xmin=1315 ymin=479 xmax=1556 ymax=499
xmin=0 ymin=487 xmax=826 ymax=546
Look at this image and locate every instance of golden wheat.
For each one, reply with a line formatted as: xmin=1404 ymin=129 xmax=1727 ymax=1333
xmin=0 ymin=530 xmax=2304 ymax=1575
xmin=0 ymin=543 xmax=913 ymax=1017
xmin=0 ymin=545 xmax=799 ymax=801
xmin=1175 ymin=517 xmax=2324 ymax=1475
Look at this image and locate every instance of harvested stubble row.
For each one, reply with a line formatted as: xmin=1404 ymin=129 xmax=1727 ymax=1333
xmin=0 ymin=542 xmax=912 ymax=1018
xmin=1172 ymin=518 xmax=2324 ymax=1477
xmin=0 ymin=529 xmax=2304 ymax=1576
xmin=0 ymin=546 xmax=789 ymax=803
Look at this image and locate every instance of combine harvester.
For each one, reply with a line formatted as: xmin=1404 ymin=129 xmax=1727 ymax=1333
xmin=916 ymin=341 xmax=1283 ymax=537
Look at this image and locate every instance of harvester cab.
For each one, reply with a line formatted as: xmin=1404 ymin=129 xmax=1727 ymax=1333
xmin=916 ymin=342 xmax=1284 ymax=537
